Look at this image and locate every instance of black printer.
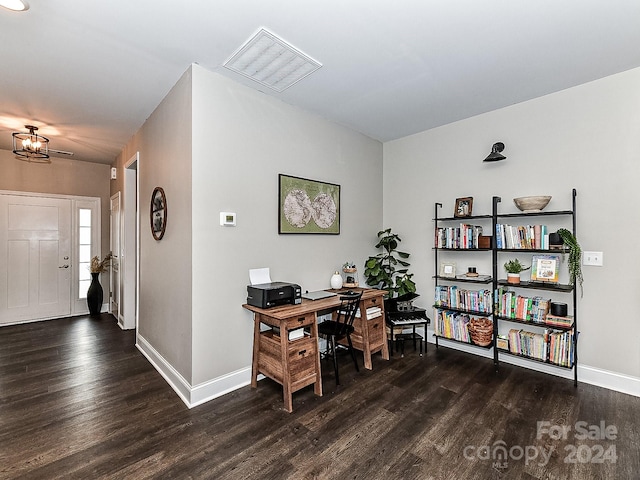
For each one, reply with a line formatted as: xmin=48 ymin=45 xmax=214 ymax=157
xmin=247 ymin=282 xmax=302 ymax=309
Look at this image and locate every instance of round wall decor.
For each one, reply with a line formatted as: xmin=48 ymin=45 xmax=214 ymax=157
xmin=150 ymin=187 xmax=167 ymax=240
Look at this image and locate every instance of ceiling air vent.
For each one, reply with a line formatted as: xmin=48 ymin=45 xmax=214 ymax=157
xmin=223 ymin=28 xmax=322 ymax=92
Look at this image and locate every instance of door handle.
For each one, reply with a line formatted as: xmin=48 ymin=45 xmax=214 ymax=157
xmin=59 ymin=265 xmax=69 ymax=269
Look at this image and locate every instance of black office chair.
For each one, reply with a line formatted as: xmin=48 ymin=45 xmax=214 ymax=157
xmin=317 ymin=291 xmax=363 ymax=385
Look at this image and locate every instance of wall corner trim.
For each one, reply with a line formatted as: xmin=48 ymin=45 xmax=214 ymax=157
xmin=136 ymin=333 xmax=253 ymax=408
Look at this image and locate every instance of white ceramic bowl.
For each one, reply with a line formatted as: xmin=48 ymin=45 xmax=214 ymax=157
xmin=513 ymin=195 xmax=552 ymax=212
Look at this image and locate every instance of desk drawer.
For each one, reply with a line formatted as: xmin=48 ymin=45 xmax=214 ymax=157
xmin=283 ymin=312 xmax=315 ymax=330
xmin=362 ymin=296 xmax=383 ymax=311
xmin=368 ymin=317 xmax=385 ymax=348
xmin=289 ymin=338 xmax=317 ymax=384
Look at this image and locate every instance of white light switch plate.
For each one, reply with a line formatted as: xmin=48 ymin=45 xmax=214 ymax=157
xmin=583 ymin=251 xmax=603 ymax=266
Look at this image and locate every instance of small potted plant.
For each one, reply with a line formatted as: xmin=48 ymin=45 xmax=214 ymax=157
xmin=504 ymin=258 xmax=529 ymax=285
xmin=342 ymin=261 xmax=358 ymax=287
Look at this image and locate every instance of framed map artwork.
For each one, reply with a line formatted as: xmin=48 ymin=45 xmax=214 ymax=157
xmin=279 ymin=174 xmax=340 ymax=234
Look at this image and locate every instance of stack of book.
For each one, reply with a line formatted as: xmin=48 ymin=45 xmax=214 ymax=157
xmin=435 ymin=224 xmax=484 ymax=249
xmin=495 ymin=288 xmax=550 ymax=323
xmin=544 ymin=314 xmax=574 ymax=328
xmin=495 ymin=224 xmax=549 ymax=250
xmin=507 ymin=328 xmax=548 ymax=361
xmin=434 ymin=285 xmax=493 ymax=313
xmin=434 ymin=310 xmax=471 ymax=343
xmin=548 ymin=330 xmax=574 ymax=367
xmin=355 ymin=306 xmax=382 ymax=320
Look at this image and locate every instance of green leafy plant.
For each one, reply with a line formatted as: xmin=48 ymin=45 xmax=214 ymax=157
xmin=363 ymin=228 xmax=416 ymax=298
xmin=504 ymin=258 xmax=530 ymax=274
xmin=557 ymin=228 xmax=583 ymax=295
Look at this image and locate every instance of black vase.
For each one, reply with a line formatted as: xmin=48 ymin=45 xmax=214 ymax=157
xmin=87 ymin=272 xmax=103 ymax=316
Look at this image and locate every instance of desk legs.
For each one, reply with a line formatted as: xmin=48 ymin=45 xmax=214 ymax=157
xmin=251 ymin=316 xmax=260 ymax=388
xmin=250 ymin=312 xmax=322 ymax=414
xmin=311 ymin=314 xmax=323 ymax=397
xmin=280 ymin=325 xmax=293 ymax=413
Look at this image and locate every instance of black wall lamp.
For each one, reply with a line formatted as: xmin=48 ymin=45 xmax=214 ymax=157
xmin=483 ymin=142 xmax=506 ymax=162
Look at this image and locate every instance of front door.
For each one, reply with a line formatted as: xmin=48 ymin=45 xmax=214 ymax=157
xmin=0 ymin=194 xmax=71 ymax=324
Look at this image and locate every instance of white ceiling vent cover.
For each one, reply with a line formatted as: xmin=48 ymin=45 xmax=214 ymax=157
xmin=223 ymin=28 xmax=322 ymax=92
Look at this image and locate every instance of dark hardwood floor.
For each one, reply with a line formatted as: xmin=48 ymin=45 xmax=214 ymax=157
xmin=1 ymin=315 xmax=638 ymax=479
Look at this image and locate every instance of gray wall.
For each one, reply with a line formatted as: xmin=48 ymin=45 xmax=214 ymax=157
xmin=113 ymin=65 xmax=383 ymax=390
xmin=190 ymin=66 xmax=383 ymax=385
xmin=384 ymin=67 xmax=640 ymax=380
xmin=0 ymin=150 xmax=111 ymax=268
xmin=116 ymin=68 xmax=194 ymax=382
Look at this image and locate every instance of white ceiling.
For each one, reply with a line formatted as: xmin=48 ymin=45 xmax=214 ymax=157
xmin=2 ymin=0 xmax=640 ymax=165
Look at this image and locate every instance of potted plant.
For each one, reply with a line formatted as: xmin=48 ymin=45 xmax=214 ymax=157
xmin=504 ymin=258 xmax=529 ymax=285
xmin=341 ymin=261 xmax=358 ymax=287
xmin=363 ymin=228 xmax=416 ymax=298
xmin=556 ymin=228 xmax=583 ymax=296
xmin=87 ymin=253 xmax=112 ymax=315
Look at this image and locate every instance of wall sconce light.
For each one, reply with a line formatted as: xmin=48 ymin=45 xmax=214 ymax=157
xmin=483 ymin=142 xmax=506 ymax=162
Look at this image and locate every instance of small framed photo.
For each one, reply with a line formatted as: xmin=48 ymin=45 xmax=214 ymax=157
xmin=530 ymin=254 xmax=560 ymax=282
xmin=440 ymin=262 xmax=456 ymax=278
xmin=454 ymin=197 xmax=473 ymax=217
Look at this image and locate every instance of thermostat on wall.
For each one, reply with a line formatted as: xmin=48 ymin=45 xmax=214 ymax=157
xmin=220 ymin=212 xmax=236 ymax=226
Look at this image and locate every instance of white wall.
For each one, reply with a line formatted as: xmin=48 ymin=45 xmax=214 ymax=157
xmin=384 ymin=67 xmax=640 ymax=383
xmin=190 ymin=65 xmax=383 ymax=387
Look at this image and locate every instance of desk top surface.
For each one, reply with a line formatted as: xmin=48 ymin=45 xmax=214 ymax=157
xmin=242 ymin=287 xmax=385 ymax=319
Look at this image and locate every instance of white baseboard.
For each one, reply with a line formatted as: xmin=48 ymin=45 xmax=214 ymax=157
xmin=136 ymin=334 xmax=192 ymax=408
xmin=426 ymin=328 xmax=640 ymax=398
xmin=578 ymin=365 xmax=640 ymax=397
xmin=136 ymin=333 xmax=253 ymax=408
xmin=189 ymin=368 xmax=253 ymax=407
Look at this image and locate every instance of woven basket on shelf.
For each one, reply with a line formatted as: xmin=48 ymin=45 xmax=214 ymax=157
xmin=468 ymin=317 xmax=493 ymax=346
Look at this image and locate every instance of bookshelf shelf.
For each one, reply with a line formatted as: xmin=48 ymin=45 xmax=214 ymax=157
xmin=496 ymin=280 xmax=574 ymax=292
xmin=495 ymin=316 xmax=574 ymax=331
xmin=497 ymin=349 xmax=574 ymax=369
xmin=434 ymin=275 xmax=493 ymax=285
xmin=434 ymin=305 xmax=493 ymax=317
xmin=433 ymin=334 xmax=493 ymax=350
xmin=433 ymin=189 xmax=578 ymax=386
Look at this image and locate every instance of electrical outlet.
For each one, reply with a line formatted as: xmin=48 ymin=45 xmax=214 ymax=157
xmin=583 ymin=251 xmax=603 ymax=266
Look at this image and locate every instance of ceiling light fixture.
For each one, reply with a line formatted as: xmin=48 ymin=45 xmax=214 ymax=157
xmin=0 ymin=0 xmax=29 ymax=11
xmin=223 ymin=28 xmax=322 ymax=92
xmin=484 ymin=142 xmax=506 ymax=162
xmin=12 ymin=125 xmax=50 ymax=162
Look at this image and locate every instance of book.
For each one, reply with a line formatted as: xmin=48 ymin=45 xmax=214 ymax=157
xmin=544 ymin=314 xmax=574 ymax=328
xmin=531 ymin=254 xmax=560 ymax=282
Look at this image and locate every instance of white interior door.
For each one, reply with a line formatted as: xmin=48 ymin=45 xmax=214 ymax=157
xmin=110 ymin=193 xmax=121 ymax=321
xmin=0 ymin=194 xmax=71 ymax=324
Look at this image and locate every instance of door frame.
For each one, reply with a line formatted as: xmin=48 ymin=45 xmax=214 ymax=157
xmin=0 ymin=189 xmax=101 ymax=322
xmin=119 ymin=152 xmax=139 ymax=330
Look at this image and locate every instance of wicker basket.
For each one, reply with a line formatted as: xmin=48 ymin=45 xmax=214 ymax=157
xmin=468 ymin=317 xmax=493 ymax=346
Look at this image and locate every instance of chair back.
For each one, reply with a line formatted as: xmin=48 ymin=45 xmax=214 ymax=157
xmin=333 ymin=292 xmax=363 ymax=336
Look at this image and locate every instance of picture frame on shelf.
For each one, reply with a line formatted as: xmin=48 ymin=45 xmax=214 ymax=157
xmin=440 ymin=261 xmax=456 ymax=278
xmin=530 ymin=254 xmax=561 ymax=282
xmin=454 ymin=197 xmax=473 ymax=217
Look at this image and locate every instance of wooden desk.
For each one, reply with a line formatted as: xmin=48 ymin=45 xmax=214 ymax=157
xmin=243 ymin=288 xmax=388 ymax=412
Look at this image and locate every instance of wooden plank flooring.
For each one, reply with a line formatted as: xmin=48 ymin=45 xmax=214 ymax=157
xmin=1 ymin=314 xmax=638 ymax=479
